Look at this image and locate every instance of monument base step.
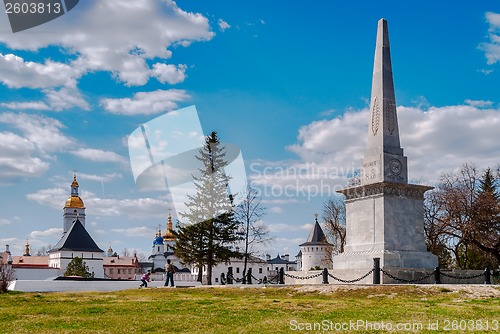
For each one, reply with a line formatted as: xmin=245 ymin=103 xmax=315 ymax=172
xmin=332 ymin=250 xmax=438 ymax=271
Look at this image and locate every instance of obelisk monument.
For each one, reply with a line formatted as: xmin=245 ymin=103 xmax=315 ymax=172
xmin=332 ymin=19 xmax=438 ymax=274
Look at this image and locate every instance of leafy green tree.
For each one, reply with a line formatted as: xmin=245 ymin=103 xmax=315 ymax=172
xmin=64 ymin=257 xmax=92 ymax=278
xmin=175 ymin=132 xmax=243 ymax=285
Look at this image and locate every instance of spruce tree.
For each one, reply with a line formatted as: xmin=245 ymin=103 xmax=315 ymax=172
xmin=470 ymin=167 xmax=500 ymax=268
xmin=175 ymin=132 xmax=243 ymax=285
xmin=64 ymin=257 xmax=91 ymax=278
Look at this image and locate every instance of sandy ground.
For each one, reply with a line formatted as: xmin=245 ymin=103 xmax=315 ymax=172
xmin=292 ymin=284 xmax=500 ymax=299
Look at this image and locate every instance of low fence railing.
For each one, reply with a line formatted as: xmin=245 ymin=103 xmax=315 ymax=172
xmin=218 ymin=258 xmax=498 ymax=285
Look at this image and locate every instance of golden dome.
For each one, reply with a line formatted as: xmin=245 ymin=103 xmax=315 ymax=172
xmin=65 ymin=196 xmax=85 ymax=208
xmin=162 ymin=213 xmax=176 ymax=241
xmin=163 ymin=229 xmax=176 ymax=241
xmin=71 ymin=175 xmax=79 ymax=187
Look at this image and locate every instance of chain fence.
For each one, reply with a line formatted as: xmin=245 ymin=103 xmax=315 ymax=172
xmin=283 ymin=272 xmax=323 ymax=280
xmin=328 ymin=269 xmax=374 ymax=283
xmin=251 ymin=274 xmax=264 ymax=284
xmin=265 ymin=274 xmax=280 ymax=284
xmin=219 ymin=262 xmax=494 ymax=285
xmin=380 ymin=269 xmax=434 ymax=283
xmin=440 ymin=271 xmax=484 ymax=280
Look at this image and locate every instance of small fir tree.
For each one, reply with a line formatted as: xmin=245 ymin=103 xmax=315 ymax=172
xmin=64 ymin=257 xmax=92 ymax=278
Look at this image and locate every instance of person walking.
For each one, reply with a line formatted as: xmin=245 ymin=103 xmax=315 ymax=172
xmin=164 ymin=259 xmax=175 ymax=287
xmin=139 ymin=271 xmax=151 ymax=288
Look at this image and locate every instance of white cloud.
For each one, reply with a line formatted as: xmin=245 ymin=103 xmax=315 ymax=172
xmin=479 ymin=12 xmax=500 ymax=65
xmin=0 ymin=0 xmax=213 ymax=87
xmin=27 ymin=187 xmax=168 ymax=219
xmin=44 ymin=87 xmax=90 ymax=111
xmin=0 ymin=131 xmax=50 ymax=183
xmin=152 ymin=63 xmax=187 ymax=84
xmin=0 ymin=101 xmax=50 ymax=110
xmin=0 ymin=219 xmax=11 ymax=226
xmin=269 ymin=206 xmax=283 ymax=214
xmin=319 ymin=109 xmax=336 ymax=117
xmin=110 ymin=227 xmax=154 ymax=238
xmin=72 ymin=148 xmax=127 ymax=164
xmin=262 ymin=237 xmax=304 ymax=256
xmin=286 ymin=103 xmax=500 ymax=187
xmin=100 ymin=89 xmax=190 ymax=116
xmin=248 ymin=111 xmax=367 ymax=198
xmin=0 ymin=90 xmax=89 ymax=112
xmin=77 ymin=172 xmax=123 ymax=183
xmin=0 ymin=112 xmax=74 ymax=153
xmin=260 ymin=197 xmax=302 ymax=204
xmin=26 ymin=188 xmax=67 ymax=210
xmin=486 ymin=11 xmax=500 ymax=27
xmin=218 ymin=19 xmax=231 ymax=31
xmin=0 ymin=53 xmax=78 ymax=89
xmin=0 ymin=238 xmax=18 ymax=245
xmin=464 ymin=99 xmax=493 ymax=108
xmin=478 ymin=69 xmax=494 ymax=75
xmin=0 ymin=112 xmax=131 ymax=184
xmin=267 ymin=222 xmax=311 ymax=233
xmin=29 ymin=228 xmax=63 ymax=239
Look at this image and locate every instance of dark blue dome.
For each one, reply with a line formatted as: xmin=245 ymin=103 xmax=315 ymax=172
xmin=153 ymin=235 xmax=164 ymax=245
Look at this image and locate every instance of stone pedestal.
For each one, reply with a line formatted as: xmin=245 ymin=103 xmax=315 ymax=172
xmin=333 ymin=182 xmax=438 ymax=271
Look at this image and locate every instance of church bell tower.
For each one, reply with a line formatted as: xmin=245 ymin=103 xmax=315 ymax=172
xmin=63 ymin=175 xmax=86 ymax=233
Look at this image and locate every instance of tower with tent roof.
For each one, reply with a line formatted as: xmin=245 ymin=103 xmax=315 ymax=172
xmin=299 ymin=214 xmax=333 ymax=270
xmin=48 ymin=175 xmax=105 ymax=277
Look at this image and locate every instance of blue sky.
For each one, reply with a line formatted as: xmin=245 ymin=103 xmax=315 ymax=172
xmin=1 ymin=1 xmax=499 ymax=259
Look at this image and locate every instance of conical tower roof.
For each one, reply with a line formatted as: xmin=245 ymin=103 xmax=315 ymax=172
xmin=50 ymin=219 xmax=103 ymax=252
xmin=300 ymin=215 xmax=332 ymax=246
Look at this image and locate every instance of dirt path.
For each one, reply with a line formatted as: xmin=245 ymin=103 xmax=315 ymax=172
xmin=293 ymin=284 xmax=500 ymax=299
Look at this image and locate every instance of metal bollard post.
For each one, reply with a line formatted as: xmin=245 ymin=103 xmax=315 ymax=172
xmin=434 ymin=267 xmax=441 ymax=284
xmin=484 ymin=267 xmax=491 ymax=285
xmin=322 ymin=268 xmax=329 ymax=284
xmin=227 ymin=267 xmax=233 ymax=285
xmin=279 ymin=267 xmax=285 ymax=284
xmin=373 ymin=258 xmax=380 ymax=284
xmin=247 ymin=268 xmax=252 ymax=285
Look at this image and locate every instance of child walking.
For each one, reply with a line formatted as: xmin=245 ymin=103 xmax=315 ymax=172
xmin=139 ymin=271 xmax=151 ymax=288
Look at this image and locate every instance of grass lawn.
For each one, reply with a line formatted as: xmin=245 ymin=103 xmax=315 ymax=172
xmin=0 ymin=285 xmax=499 ymax=333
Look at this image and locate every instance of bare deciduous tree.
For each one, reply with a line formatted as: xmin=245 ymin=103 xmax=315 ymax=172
xmin=0 ymin=264 xmax=15 ymax=293
xmin=424 ymin=163 xmax=500 ymax=269
xmin=322 ymin=197 xmax=346 ymax=254
xmin=235 ymin=184 xmax=271 ymax=281
xmin=35 ymin=245 xmax=53 ymax=256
